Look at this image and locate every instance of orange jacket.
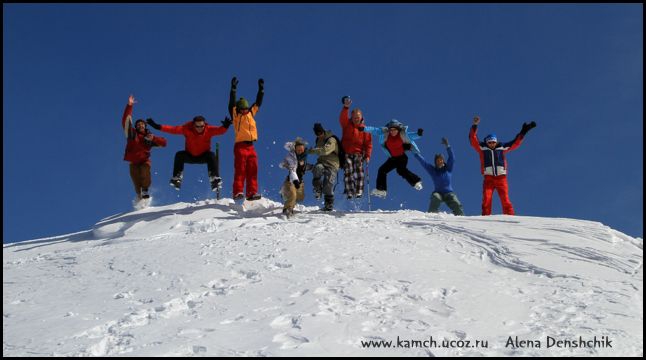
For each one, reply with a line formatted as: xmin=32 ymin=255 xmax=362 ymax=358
xmin=232 ymin=104 xmax=259 ymax=143
xmin=160 ymin=121 xmax=227 ymax=156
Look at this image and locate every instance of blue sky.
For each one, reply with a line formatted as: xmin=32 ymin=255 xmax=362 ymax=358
xmin=3 ymin=4 xmax=643 ymax=243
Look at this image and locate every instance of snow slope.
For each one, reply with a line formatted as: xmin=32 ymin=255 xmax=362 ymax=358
xmin=3 ymin=198 xmax=643 ymax=356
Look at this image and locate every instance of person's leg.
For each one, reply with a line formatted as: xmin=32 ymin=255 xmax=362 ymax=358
xmin=496 ymin=177 xmax=515 ymax=215
xmin=355 ymin=155 xmax=365 ymax=195
xmin=312 ymin=163 xmax=324 ymax=197
xmin=233 ymin=143 xmax=247 ymax=196
xmin=481 ymin=177 xmax=495 ymax=215
xmin=139 ymin=163 xmax=151 ymax=197
xmin=343 ymin=154 xmax=353 ymax=195
xmin=443 ymin=192 xmax=465 ymax=216
xmin=296 ymin=182 xmax=305 ymax=203
xmin=282 ymin=179 xmax=297 ymax=210
xmin=395 ymin=155 xmax=421 ymax=187
xmin=376 ymin=157 xmax=398 ymax=191
xmin=428 ymin=192 xmax=443 ymax=213
xmin=172 ymin=150 xmax=190 ymax=178
xmin=129 ymin=163 xmax=141 ymax=199
xmin=245 ymin=146 xmax=259 ymax=197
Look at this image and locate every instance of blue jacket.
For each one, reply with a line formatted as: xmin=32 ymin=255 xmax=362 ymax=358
xmin=414 ymin=147 xmax=455 ymax=194
xmin=363 ymin=125 xmax=421 ymax=157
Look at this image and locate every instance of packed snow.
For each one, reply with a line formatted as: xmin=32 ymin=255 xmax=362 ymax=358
xmin=3 ymin=198 xmax=643 ymax=356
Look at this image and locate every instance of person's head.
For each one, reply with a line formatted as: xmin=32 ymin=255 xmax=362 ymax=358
xmin=193 ymin=115 xmax=206 ymax=133
xmin=313 ymin=123 xmax=325 ymax=138
xmin=484 ymin=134 xmax=498 ymax=149
xmin=351 ymin=108 xmax=363 ymax=125
xmin=386 ymin=119 xmax=402 ymax=136
xmin=434 ymin=153 xmax=445 ymax=168
xmin=294 ymin=137 xmax=306 ymax=155
xmin=134 ymin=119 xmax=147 ymax=133
xmin=237 ymin=97 xmax=250 ymax=114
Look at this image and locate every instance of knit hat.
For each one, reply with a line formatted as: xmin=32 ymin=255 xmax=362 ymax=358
xmin=386 ymin=119 xmax=403 ymax=130
xmin=313 ymin=123 xmax=325 ymax=135
xmin=236 ymin=97 xmax=250 ymax=110
xmin=294 ymin=137 xmax=307 ymax=147
xmin=484 ymin=133 xmax=497 ymax=143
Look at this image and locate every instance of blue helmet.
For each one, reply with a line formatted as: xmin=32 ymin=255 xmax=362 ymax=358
xmin=484 ymin=133 xmax=497 ymax=143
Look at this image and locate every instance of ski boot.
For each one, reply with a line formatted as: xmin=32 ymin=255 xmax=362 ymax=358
xmin=169 ymin=174 xmax=182 ymax=190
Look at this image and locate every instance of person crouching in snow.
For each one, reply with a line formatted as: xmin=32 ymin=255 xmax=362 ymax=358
xmin=121 ymin=94 xmax=167 ymax=206
xmin=361 ymin=119 xmax=424 ymax=198
xmin=469 ymin=115 xmax=536 ymax=215
xmin=414 ymin=137 xmax=464 ymax=215
xmin=228 ymin=76 xmax=264 ymax=201
xmin=146 ymin=115 xmax=230 ymax=192
xmin=279 ymin=137 xmax=312 ymax=218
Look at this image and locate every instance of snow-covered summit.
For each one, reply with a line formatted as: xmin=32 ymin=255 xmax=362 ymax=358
xmin=3 ymin=198 xmax=643 ymax=356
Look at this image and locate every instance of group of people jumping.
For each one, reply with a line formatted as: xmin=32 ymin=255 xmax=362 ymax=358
xmin=121 ymin=77 xmax=537 ymax=217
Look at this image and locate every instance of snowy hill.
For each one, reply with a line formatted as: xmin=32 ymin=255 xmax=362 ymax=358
xmin=3 ymin=198 xmax=643 ymax=356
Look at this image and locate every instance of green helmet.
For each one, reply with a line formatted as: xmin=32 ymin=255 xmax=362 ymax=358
xmin=236 ymin=97 xmax=250 ymax=110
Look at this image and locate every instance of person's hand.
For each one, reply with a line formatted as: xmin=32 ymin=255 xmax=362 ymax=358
xmin=146 ymin=118 xmax=161 ymax=130
xmin=417 ymin=128 xmax=424 ymax=136
xmin=441 ymin=137 xmax=449 ymax=147
xmin=221 ymin=116 xmax=232 ymax=129
xmin=520 ymin=121 xmax=537 ymax=135
xmin=358 ymin=125 xmax=365 ymax=132
xmin=231 ymin=77 xmax=239 ymax=90
xmin=128 ymin=94 xmax=136 ymax=106
xmin=258 ymin=78 xmax=264 ymax=90
xmin=473 ymin=115 xmax=480 ymax=125
xmin=292 ymin=179 xmax=301 ymax=189
xmin=342 ymin=96 xmax=352 ymax=108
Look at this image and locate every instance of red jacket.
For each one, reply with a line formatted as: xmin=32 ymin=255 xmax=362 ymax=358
xmin=122 ymin=104 xmax=167 ymax=165
xmin=339 ymin=107 xmax=372 ymax=159
xmin=160 ymin=121 xmax=227 ymax=156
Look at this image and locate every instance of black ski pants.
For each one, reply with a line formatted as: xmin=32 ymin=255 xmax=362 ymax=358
xmin=172 ymin=150 xmax=218 ymax=178
xmin=376 ymin=154 xmax=421 ymax=191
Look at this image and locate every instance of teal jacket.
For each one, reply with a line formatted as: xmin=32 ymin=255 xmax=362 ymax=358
xmin=363 ymin=124 xmax=422 ymax=157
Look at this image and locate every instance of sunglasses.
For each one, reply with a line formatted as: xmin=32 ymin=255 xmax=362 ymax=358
xmin=195 ymin=124 xmax=205 ymax=129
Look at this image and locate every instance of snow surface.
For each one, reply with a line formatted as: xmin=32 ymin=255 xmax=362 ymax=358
xmin=3 ymin=198 xmax=643 ymax=356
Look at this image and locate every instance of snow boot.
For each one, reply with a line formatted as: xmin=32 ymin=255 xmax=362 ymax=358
xmin=210 ymin=176 xmax=222 ymax=192
xmin=246 ymin=193 xmax=262 ymax=201
xmin=169 ymin=174 xmax=182 ymax=190
xmin=322 ymin=195 xmax=334 ymax=211
xmin=141 ymin=188 xmax=150 ymax=199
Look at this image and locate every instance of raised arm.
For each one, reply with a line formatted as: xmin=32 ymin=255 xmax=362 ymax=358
xmin=502 ymin=121 xmax=536 ymax=153
xmin=414 ymin=153 xmax=434 ymax=173
xmin=121 ymin=95 xmax=135 ymax=138
xmin=339 ymin=96 xmax=351 ymax=128
xmin=255 ymin=78 xmax=264 ymax=108
xmin=228 ymin=77 xmax=238 ymax=117
xmin=469 ymin=116 xmax=482 ymax=152
xmin=445 ymin=138 xmax=455 ymax=171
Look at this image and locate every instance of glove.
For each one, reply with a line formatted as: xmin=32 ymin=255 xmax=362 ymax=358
xmin=292 ymin=179 xmax=301 ymax=189
xmin=417 ymin=128 xmax=424 ymax=136
xmin=258 ymin=78 xmax=264 ymax=89
xmin=441 ymin=137 xmax=449 ymax=146
xmin=231 ymin=77 xmax=238 ymax=90
xmin=221 ymin=116 xmax=232 ymax=129
xmin=358 ymin=126 xmax=365 ymax=132
xmin=341 ymin=95 xmax=351 ymax=107
xmin=146 ymin=118 xmax=161 ymax=130
xmin=403 ymin=143 xmax=412 ymax=151
xmin=520 ymin=121 xmax=537 ymax=135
